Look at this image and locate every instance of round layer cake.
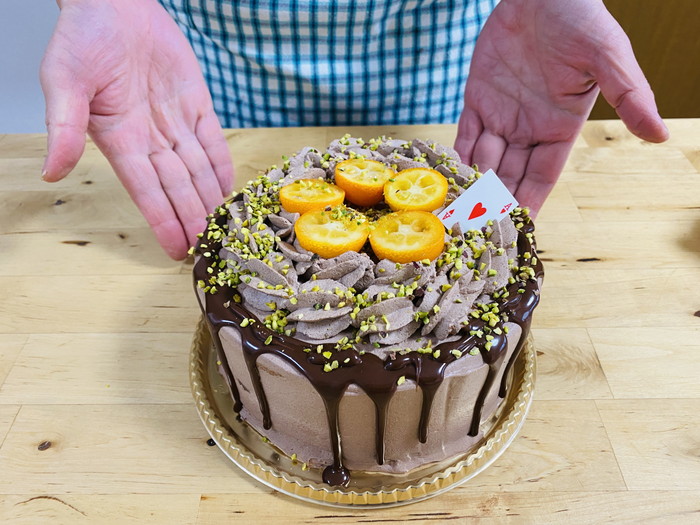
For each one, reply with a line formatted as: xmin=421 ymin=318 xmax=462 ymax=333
xmin=193 ymin=135 xmax=543 ymax=487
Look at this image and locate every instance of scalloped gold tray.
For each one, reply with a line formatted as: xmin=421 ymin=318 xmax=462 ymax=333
xmin=190 ymin=316 xmax=535 ymax=507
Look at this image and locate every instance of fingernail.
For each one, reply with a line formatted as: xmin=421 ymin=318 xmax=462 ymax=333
xmin=41 ymin=169 xmax=48 ymax=181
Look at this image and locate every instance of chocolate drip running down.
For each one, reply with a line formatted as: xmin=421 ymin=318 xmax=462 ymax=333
xmin=194 ymin=210 xmax=543 ymax=487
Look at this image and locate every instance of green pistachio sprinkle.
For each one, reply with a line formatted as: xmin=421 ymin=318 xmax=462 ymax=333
xmin=194 ymin=137 xmax=540 ymax=356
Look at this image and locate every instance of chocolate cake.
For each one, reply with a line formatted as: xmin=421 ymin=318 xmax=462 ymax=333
xmin=193 ymin=136 xmax=543 ymax=487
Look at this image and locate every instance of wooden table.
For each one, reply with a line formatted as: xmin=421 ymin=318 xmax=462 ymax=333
xmin=1 ymin=121 xmax=699 ymax=523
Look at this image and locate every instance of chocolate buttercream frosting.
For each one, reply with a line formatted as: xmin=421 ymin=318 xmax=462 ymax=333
xmin=193 ymin=136 xmax=543 ymax=487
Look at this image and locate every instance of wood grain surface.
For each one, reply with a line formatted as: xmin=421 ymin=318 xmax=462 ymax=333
xmin=1 ymin=121 xmax=699 ymax=524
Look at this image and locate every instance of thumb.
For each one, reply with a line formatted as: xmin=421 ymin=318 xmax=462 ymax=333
xmin=593 ymin=30 xmax=669 ymax=143
xmin=40 ymin=71 xmax=90 ymax=182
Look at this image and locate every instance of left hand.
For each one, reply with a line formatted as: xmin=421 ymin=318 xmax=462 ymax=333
xmin=454 ymin=0 xmax=669 ymax=215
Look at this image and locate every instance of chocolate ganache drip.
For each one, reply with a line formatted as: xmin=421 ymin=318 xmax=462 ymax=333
xmin=194 ymin=207 xmax=543 ymax=487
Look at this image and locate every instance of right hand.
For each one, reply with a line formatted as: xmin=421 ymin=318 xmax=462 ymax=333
xmin=455 ymin=0 xmax=667 ymax=217
xmin=41 ymin=0 xmax=234 ymax=259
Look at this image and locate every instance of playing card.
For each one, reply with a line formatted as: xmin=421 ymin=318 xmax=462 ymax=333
xmin=438 ymin=169 xmax=518 ymax=231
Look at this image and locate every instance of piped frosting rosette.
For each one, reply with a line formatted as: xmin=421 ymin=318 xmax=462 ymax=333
xmin=205 ymin=136 xmax=528 ymax=357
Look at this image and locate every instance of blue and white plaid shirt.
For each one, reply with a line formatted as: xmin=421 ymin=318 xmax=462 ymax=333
xmin=159 ymin=1 xmax=497 ymax=128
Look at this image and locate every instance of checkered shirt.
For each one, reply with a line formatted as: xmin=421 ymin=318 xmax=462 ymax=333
xmin=158 ymin=0 xmax=497 ymax=128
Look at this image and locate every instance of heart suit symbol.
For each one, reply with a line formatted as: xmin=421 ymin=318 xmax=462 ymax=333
xmin=468 ymin=202 xmax=487 ymax=220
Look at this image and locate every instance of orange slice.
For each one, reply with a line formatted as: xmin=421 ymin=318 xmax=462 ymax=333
xmin=383 ymin=168 xmax=448 ymax=212
xmin=334 ymin=158 xmax=395 ymax=207
xmin=295 ymin=206 xmax=369 ymax=259
xmin=370 ymin=211 xmax=445 ymax=263
xmin=279 ymin=178 xmax=345 ymax=214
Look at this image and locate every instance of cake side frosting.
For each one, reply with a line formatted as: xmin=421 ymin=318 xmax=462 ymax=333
xmin=193 ymin=136 xmax=543 ymax=486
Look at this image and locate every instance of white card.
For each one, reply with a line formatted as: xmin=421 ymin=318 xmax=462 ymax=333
xmin=438 ymin=169 xmax=518 ymax=231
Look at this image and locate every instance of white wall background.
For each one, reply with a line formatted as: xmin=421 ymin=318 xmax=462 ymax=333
xmin=0 ymin=0 xmax=59 ymax=133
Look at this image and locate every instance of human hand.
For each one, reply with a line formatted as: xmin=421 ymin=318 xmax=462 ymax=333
xmin=41 ymin=0 xmax=234 ymax=259
xmin=454 ymin=0 xmax=668 ymax=216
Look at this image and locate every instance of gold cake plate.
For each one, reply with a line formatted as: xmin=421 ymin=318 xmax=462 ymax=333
xmin=190 ymin=316 xmax=536 ymax=508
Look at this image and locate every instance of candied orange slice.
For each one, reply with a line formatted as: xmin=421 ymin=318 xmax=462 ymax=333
xmin=370 ymin=211 xmax=445 ymax=263
xmin=279 ymin=178 xmax=345 ymax=214
xmin=295 ymin=206 xmax=369 ymax=259
xmin=383 ymin=168 xmax=448 ymax=212
xmin=334 ymin=158 xmax=395 ymax=207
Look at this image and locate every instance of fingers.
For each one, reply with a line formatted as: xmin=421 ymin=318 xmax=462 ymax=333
xmin=594 ymin=32 xmax=669 ymax=143
xmin=471 ymin=130 xmax=507 ymax=174
xmin=108 ymin=152 xmax=203 ymax=260
xmin=514 ymin=142 xmax=573 ymax=217
xmin=196 ymin=112 xmax=234 ymax=196
xmin=154 ymin=101 xmax=231 ymax=207
xmin=94 ymin=107 xmax=229 ymax=259
xmin=174 ymin=135 xmax=226 ymax=213
xmin=40 ymin=77 xmax=90 ymax=182
xmin=497 ymin=144 xmax=532 ymax=195
xmin=148 ymin=149 xmax=210 ymax=246
xmin=454 ymin=109 xmax=482 ymax=165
